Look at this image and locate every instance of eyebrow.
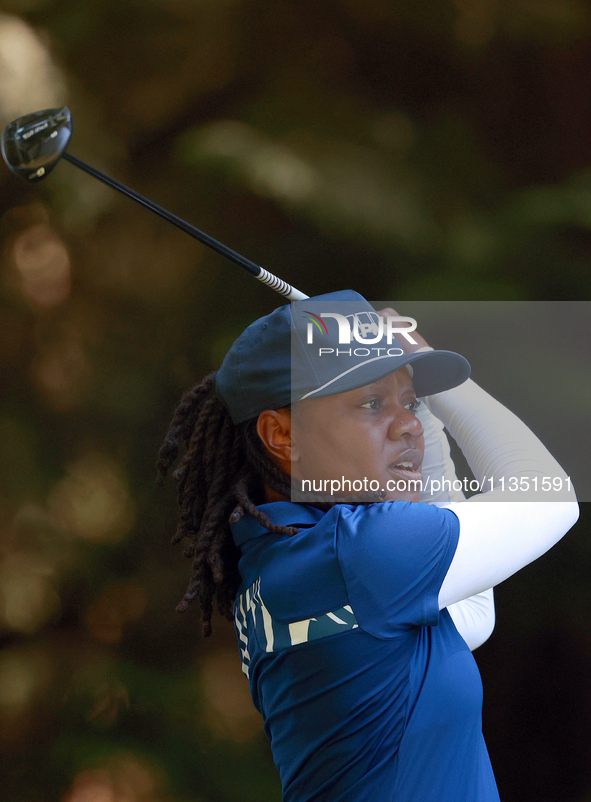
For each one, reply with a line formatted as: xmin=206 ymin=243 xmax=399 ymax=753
xmin=355 ymin=375 xmax=415 ymax=394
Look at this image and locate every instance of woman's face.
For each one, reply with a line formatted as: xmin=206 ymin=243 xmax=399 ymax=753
xmin=291 ymin=367 xmax=425 ymax=502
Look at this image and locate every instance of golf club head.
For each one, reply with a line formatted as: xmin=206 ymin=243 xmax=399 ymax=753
xmin=1 ymin=107 xmax=72 ymax=182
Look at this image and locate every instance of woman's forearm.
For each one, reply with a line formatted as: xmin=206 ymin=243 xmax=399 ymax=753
xmin=425 ymin=378 xmax=575 ymax=502
xmin=417 ymin=391 xmax=495 ymax=648
xmin=417 ymin=399 xmax=467 ymax=503
xmin=379 ymin=309 xmax=579 ymax=606
xmin=426 ymin=379 xmax=579 ymax=609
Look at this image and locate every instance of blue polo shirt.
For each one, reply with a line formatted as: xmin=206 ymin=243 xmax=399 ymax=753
xmin=232 ymin=501 xmax=500 ymax=802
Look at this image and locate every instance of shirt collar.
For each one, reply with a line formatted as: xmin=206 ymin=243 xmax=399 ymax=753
xmin=230 ymin=501 xmax=326 ymax=547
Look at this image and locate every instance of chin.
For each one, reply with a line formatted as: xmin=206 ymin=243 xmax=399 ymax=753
xmin=381 ymin=484 xmax=421 ymax=503
xmin=384 ymin=468 xmax=423 ymax=504
xmin=384 ymin=492 xmax=420 ymax=503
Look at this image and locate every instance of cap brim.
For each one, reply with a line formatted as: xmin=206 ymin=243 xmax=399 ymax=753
xmin=297 ymin=349 xmax=470 ymax=401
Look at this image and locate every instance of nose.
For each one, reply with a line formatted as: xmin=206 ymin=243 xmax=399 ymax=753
xmin=387 ymin=405 xmax=423 ymax=441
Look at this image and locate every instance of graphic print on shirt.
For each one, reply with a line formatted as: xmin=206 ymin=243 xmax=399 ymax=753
xmin=234 ymin=577 xmax=358 ymax=677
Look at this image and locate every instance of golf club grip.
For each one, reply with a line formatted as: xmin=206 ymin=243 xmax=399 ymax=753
xmin=255 ymin=268 xmax=308 ymax=300
xmin=61 ymin=152 xmax=308 ymax=301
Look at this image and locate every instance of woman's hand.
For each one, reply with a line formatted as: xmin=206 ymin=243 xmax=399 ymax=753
xmin=375 ymin=307 xmax=431 ymax=353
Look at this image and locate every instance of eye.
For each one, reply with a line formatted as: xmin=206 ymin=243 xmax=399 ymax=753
xmin=404 ymin=399 xmax=421 ymax=414
xmin=359 ymin=397 xmax=382 ymax=410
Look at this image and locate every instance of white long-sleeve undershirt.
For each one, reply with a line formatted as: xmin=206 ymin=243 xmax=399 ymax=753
xmin=416 ymin=398 xmax=495 ymax=650
xmin=421 ymin=379 xmax=579 ymax=611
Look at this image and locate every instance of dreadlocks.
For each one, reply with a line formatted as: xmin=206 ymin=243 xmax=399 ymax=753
xmin=156 ymin=372 xmax=299 ymax=636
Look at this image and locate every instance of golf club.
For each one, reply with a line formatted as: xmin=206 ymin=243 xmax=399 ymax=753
xmin=1 ymin=107 xmax=308 ymax=301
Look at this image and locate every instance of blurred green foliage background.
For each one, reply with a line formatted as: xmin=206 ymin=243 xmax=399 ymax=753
xmin=0 ymin=1 xmax=590 ymax=800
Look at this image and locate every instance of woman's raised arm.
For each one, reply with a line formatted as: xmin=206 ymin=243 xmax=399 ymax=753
xmin=375 ymin=308 xmax=579 ymax=610
xmin=416 ymin=395 xmax=495 ymax=649
xmin=429 ymin=378 xmax=579 ymax=609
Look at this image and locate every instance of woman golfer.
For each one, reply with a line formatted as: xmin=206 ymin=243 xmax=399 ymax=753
xmin=158 ymin=290 xmax=578 ymax=801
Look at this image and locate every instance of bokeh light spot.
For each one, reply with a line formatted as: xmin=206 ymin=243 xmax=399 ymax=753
xmin=0 ymin=552 xmax=60 ymax=634
xmin=48 ymin=453 xmax=135 ymax=543
xmin=0 ymin=647 xmax=51 ymax=713
xmin=0 ymin=13 xmax=65 ymax=123
xmin=12 ymin=223 xmax=71 ymax=308
xmin=31 ymin=334 xmax=90 ymax=410
xmin=63 ymin=754 xmax=165 ymax=802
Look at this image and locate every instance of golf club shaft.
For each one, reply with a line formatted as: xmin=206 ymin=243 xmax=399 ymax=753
xmin=62 ymin=152 xmax=308 ymax=301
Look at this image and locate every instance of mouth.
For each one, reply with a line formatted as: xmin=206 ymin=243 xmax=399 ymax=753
xmin=388 ymin=452 xmax=423 ymax=484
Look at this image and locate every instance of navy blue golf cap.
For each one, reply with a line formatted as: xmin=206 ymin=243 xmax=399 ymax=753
xmin=215 ymin=290 xmax=471 ymax=424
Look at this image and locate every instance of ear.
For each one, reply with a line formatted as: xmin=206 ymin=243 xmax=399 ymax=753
xmin=256 ymin=409 xmax=297 ymax=475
